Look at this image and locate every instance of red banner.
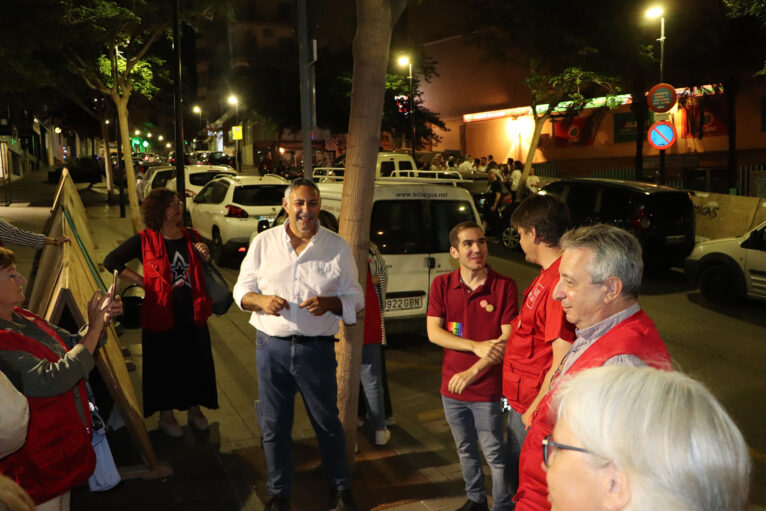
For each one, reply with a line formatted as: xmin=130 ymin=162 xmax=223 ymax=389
xmin=681 ymin=95 xmax=728 ymax=138
xmin=553 ymin=116 xmax=594 ymax=147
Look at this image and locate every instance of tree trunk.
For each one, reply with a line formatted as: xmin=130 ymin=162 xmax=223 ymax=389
xmin=100 ymin=119 xmax=113 ymax=197
xmin=517 ymin=113 xmax=548 ymax=200
xmin=630 ymin=80 xmax=647 ymax=181
xmin=114 ymin=96 xmax=142 ymax=232
xmin=336 ymin=0 xmax=406 ymax=471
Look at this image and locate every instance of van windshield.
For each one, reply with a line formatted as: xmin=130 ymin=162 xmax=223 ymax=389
xmin=371 ymin=200 xmax=426 ymax=253
xmin=429 ymin=200 xmax=476 ymax=252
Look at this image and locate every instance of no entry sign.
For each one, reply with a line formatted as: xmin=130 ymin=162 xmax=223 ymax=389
xmin=647 ymin=83 xmax=677 ymax=113
xmin=647 ymin=121 xmax=677 ymax=150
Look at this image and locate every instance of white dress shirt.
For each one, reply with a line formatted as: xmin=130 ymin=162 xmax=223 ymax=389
xmin=233 ymin=221 xmax=364 ymax=337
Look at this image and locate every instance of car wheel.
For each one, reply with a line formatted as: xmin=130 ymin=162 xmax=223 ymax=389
xmin=212 ymin=229 xmax=227 ymax=266
xmin=699 ymin=263 xmax=743 ymax=304
xmin=502 ymin=226 xmax=520 ymax=250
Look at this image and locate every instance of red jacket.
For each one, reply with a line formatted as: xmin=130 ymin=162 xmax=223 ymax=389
xmin=0 ymin=308 xmax=95 ymax=504
xmin=140 ymin=227 xmax=212 ymax=331
xmin=514 ymin=310 xmax=671 ymax=511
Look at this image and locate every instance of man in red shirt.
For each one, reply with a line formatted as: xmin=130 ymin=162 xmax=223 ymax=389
xmin=427 ymin=221 xmax=519 ymax=511
xmin=502 ymin=195 xmax=575 ymax=496
xmin=513 ymin=225 xmax=671 ymax=511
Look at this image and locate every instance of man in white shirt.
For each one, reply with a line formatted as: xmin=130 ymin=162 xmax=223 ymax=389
xmin=458 ymin=154 xmax=473 ymax=173
xmin=233 ymin=178 xmax=364 ymax=511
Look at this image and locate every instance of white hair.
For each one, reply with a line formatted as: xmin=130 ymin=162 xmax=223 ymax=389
xmin=552 ymin=366 xmax=750 ymax=511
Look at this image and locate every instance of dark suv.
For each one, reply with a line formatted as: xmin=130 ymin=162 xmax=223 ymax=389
xmin=540 ymin=178 xmax=695 ymax=267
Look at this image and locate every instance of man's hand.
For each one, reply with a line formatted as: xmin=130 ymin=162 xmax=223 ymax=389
xmin=299 ymin=296 xmax=340 ymax=316
xmin=471 ymin=338 xmax=506 ymax=363
xmin=258 ymin=295 xmax=289 ymax=316
xmin=448 ymin=368 xmax=479 ymax=395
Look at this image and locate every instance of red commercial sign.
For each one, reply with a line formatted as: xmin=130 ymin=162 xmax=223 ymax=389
xmin=647 ymin=83 xmax=677 ymax=113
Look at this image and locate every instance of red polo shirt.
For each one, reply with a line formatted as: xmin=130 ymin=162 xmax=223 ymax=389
xmin=503 ymin=257 xmax=575 ymax=413
xmin=428 ymin=267 xmax=518 ymax=402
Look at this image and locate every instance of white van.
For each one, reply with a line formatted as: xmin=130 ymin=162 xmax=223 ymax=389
xmin=317 ymin=181 xmax=482 ymax=332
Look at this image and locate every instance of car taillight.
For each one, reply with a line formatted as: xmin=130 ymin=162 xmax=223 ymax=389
xmin=185 ymin=189 xmax=196 ymax=198
xmin=225 ymin=205 xmax=249 ymax=218
xmin=631 ymin=207 xmax=651 ymax=234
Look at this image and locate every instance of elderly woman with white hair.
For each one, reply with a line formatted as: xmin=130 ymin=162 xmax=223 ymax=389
xmin=544 ymin=365 xmax=751 ymax=511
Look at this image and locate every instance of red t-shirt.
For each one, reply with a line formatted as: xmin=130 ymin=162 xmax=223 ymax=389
xmin=503 ymin=258 xmax=575 ymax=413
xmin=428 ymin=267 xmax=518 ymax=402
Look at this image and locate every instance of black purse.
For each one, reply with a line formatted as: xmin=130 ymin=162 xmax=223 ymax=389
xmin=201 ymin=261 xmax=234 ymax=315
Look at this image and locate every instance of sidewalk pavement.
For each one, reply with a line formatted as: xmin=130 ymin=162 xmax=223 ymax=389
xmin=1 ymin=169 xmax=480 ymax=511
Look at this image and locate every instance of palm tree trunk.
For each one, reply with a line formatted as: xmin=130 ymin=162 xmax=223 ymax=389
xmin=336 ymin=0 xmax=406 ymax=470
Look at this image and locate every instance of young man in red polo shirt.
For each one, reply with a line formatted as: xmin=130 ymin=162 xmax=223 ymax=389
xmin=502 ymin=195 xmax=575 ymax=497
xmin=427 ymin=221 xmax=519 ymax=511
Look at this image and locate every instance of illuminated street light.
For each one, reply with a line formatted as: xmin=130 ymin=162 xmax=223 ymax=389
xmin=645 ymin=6 xmax=665 ymax=82
xmin=397 ymin=55 xmax=416 ymax=159
xmin=54 ymin=127 xmax=62 ymax=134
xmin=193 ymin=105 xmax=201 ymax=114
xmin=228 ymin=95 xmax=241 ymax=171
xmin=105 ymin=120 xmax=110 ymax=125
xmin=158 ymin=135 xmax=164 ymax=141
xmin=166 ymin=142 xmax=172 ymax=149
xmin=134 ymin=129 xmax=140 ymax=136
xmin=147 ymin=132 xmax=153 ymax=138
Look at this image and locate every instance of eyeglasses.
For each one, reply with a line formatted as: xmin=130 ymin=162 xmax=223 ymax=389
xmin=542 ymin=435 xmax=592 ymax=467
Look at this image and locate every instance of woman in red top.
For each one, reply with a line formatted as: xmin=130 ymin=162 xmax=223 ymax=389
xmin=0 ymin=248 xmax=121 ymax=509
xmin=104 ymin=188 xmax=217 ymax=437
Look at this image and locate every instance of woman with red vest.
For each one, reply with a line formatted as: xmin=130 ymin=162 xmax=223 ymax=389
xmin=104 ymin=188 xmax=217 ymax=437
xmin=0 ymin=247 xmax=122 ymax=509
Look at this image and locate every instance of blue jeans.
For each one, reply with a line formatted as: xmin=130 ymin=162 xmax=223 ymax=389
xmin=360 ymin=344 xmax=386 ymax=430
xmin=255 ymin=332 xmax=350 ymax=498
xmin=442 ymin=396 xmax=511 ymax=511
xmin=504 ymin=408 xmax=528 ymax=497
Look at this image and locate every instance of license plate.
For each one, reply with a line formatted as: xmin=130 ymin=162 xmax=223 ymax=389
xmin=385 ymin=296 xmax=423 ymax=311
xmin=258 ymin=215 xmax=276 ymax=222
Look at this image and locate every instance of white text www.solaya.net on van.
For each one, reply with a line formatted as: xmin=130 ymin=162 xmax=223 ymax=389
xmin=394 ymin=192 xmax=449 ymax=199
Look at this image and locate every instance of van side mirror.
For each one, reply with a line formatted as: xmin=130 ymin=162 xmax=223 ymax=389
xmin=743 ymin=228 xmax=765 ymax=251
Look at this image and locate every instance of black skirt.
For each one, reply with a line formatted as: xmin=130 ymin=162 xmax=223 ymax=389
xmin=141 ymin=320 xmax=218 ymax=417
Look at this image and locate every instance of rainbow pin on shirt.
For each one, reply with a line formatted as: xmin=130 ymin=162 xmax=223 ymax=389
xmin=447 ymin=321 xmax=464 ymax=338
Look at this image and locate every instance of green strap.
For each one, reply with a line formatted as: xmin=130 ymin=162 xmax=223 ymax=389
xmin=63 ymin=207 xmax=107 ymax=292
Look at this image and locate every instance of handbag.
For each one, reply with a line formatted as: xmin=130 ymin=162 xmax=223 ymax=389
xmin=88 ymin=407 xmax=121 ymax=492
xmin=202 ymin=261 xmax=234 ymax=315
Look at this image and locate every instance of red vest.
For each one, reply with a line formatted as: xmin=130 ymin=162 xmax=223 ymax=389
xmin=0 ymin=308 xmax=95 ymax=504
xmin=514 ymin=310 xmax=671 ymax=511
xmin=140 ymin=227 xmax=212 ymax=331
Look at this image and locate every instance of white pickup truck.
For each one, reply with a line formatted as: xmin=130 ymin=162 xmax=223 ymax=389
xmin=313 ymin=152 xmax=417 ymax=179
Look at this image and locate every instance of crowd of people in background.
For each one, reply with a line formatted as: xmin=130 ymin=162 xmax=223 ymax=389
xmin=0 ymin=171 xmax=754 ymax=511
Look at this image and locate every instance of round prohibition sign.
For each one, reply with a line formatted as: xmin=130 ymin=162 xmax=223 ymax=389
xmin=647 ymin=121 xmax=677 ymax=150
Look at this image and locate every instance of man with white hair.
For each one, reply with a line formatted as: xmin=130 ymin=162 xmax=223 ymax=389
xmin=513 ymin=224 xmax=671 ymax=511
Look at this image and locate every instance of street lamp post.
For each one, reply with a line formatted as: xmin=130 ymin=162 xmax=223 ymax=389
xmin=398 ymin=56 xmax=416 ymax=159
xmin=193 ymin=105 xmax=202 ymax=148
xmin=647 ymin=6 xmax=666 ymax=184
xmin=228 ymin=95 xmax=241 ymax=171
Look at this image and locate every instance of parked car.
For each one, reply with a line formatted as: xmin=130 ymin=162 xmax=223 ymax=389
xmin=165 ymin=165 xmax=238 ymax=208
xmin=137 ymin=166 xmax=174 ymax=202
xmin=207 ymin=151 xmax=236 ymax=167
xmin=189 ymin=175 xmax=288 ymax=264
xmin=188 ymin=151 xmax=210 ymax=165
xmin=539 ymin=178 xmax=695 ymax=267
xmin=685 ymin=220 xmax=766 ymax=304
